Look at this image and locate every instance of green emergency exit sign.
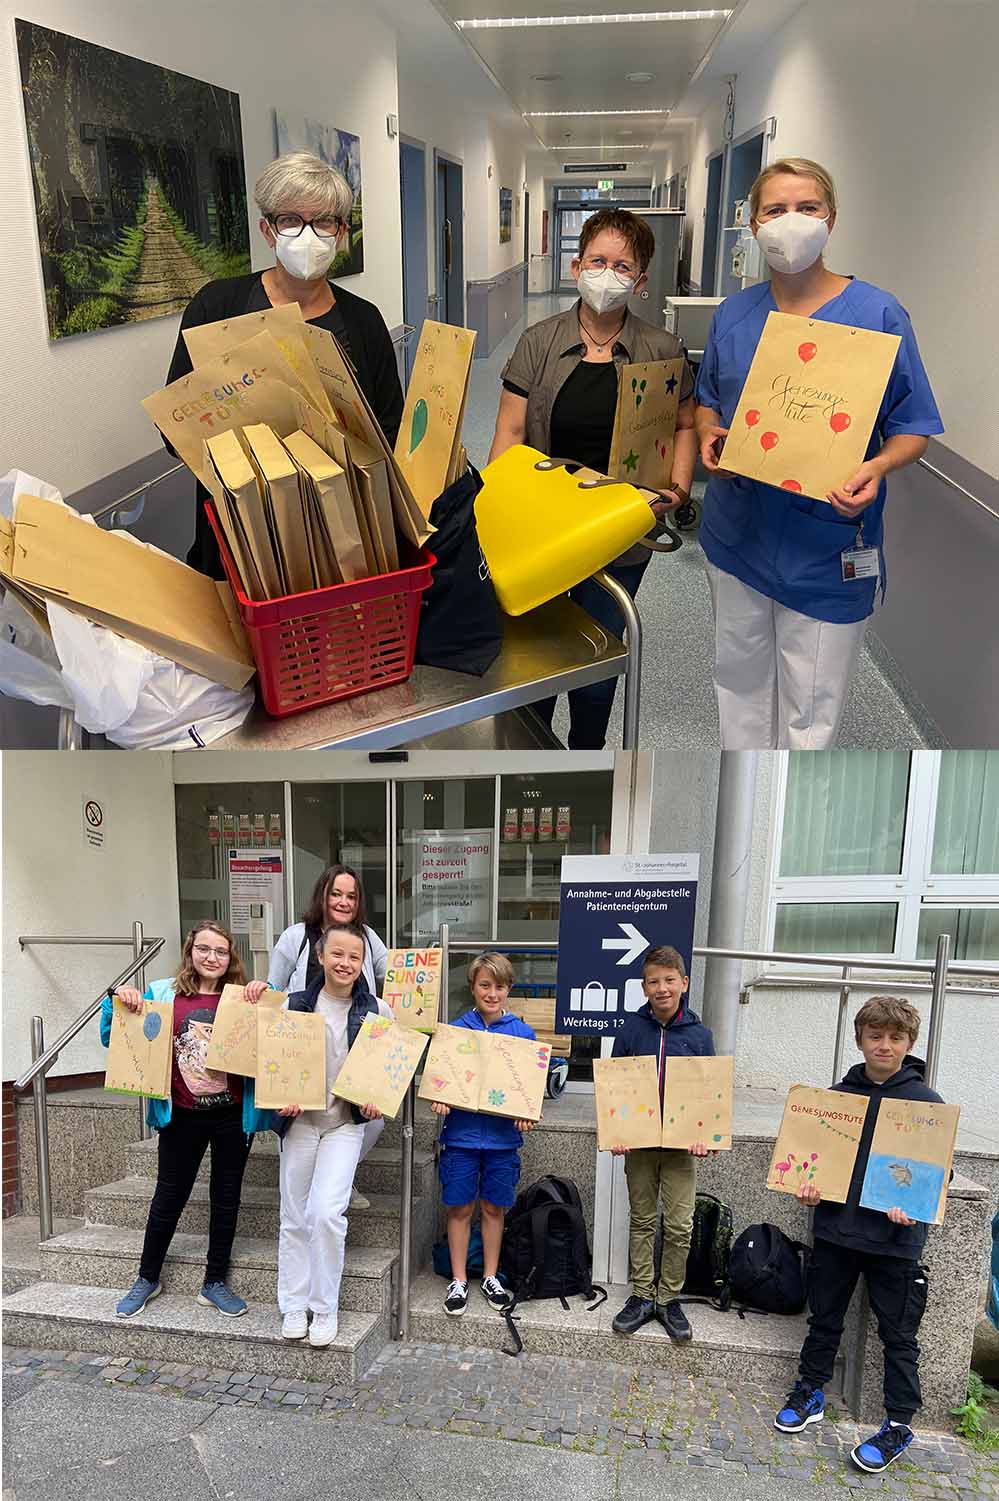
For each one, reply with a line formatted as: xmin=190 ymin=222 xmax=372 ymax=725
xmin=597 ymin=178 xmax=615 ymax=191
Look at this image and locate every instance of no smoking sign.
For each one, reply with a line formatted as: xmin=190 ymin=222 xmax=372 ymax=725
xmin=83 ymin=796 xmax=105 ymax=849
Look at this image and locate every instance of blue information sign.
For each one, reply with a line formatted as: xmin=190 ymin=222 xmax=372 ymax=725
xmin=555 ymin=854 xmax=699 ymax=1037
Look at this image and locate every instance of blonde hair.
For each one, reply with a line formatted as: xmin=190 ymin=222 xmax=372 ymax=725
xmin=854 ymin=995 xmax=921 ymax=1046
xmin=750 ymin=157 xmax=837 ymax=222
xmin=468 ymin=951 xmax=515 ymax=991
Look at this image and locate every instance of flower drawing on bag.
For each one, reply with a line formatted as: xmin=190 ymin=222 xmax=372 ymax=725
xmin=488 ymin=1088 xmax=506 ymax=1107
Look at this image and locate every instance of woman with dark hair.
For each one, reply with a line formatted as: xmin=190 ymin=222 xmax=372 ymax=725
xmin=269 ymin=865 xmax=388 ymax=1207
xmin=100 ymin=920 xmax=271 ymax=1319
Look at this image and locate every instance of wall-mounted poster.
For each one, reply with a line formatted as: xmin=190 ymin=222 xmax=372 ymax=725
xmin=274 ymin=111 xmax=363 ymax=277
xmin=16 ymin=20 xmax=250 ymax=341
xmin=499 ymin=188 xmax=512 ymax=244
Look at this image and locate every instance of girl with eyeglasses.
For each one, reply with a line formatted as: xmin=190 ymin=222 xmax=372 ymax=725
xmin=100 ymin=920 xmax=272 ymax=1320
xmin=162 ymin=152 xmax=404 ymax=578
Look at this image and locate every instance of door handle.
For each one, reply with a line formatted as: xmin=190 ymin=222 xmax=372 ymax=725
xmin=444 ymin=218 xmax=453 ymax=276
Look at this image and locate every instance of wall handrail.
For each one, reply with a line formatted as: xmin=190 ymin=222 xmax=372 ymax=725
xmin=89 ymin=463 xmax=185 ymax=525
xmin=917 ymin=456 xmax=999 ymax=525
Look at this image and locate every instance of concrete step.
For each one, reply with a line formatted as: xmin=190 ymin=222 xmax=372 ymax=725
xmin=123 ymin=1135 xmax=437 ymax=1197
xmin=39 ymin=1226 xmax=396 ymax=1312
xmin=85 ymin=1178 xmax=407 ymax=1249
xmin=1 ymin=1282 xmax=388 ymax=1381
xmin=405 ymin=1271 xmax=811 ymax=1387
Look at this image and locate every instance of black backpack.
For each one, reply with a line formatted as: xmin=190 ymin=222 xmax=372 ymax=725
xmin=499 ymin=1176 xmax=606 ymax=1352
xmin=681 ymin=1193 xmax=734 ymax=1303
xmin=728 ymin=1223 xmax=809 ymax=1315
xmin=414 ymin=466 xmax=503 ymax=676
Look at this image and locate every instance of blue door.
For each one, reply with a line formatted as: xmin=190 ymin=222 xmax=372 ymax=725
xmin=399 ymin=140 xmax=428 ymax=384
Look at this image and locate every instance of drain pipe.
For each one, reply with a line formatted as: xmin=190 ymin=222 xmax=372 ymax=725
xmin=701 ymin=752 xmax=758 ymax=1056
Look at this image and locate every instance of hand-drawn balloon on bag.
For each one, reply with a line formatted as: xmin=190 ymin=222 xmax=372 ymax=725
xmin=143 ymin=1012 xmax=162 ymax=1041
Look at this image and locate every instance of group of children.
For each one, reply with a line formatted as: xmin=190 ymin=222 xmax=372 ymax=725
xmin=102 ymin=926 xmax=943 ymax=1475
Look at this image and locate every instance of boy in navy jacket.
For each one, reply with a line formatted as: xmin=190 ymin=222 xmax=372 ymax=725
xmin=610 ymin=945 xmax=715 ymax=1342
xmin=431 ymin=952 xmax=537 ymax=1318
xmin=775 ymin=996 xmax=944 ymax=1475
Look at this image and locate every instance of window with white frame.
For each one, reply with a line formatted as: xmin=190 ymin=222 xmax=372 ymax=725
xmin=767 ymin=751 xmax=999 ymax=962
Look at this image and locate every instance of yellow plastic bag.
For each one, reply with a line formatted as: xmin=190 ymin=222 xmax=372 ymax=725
xmin=475 ymin=445 xmax=656 ymax=616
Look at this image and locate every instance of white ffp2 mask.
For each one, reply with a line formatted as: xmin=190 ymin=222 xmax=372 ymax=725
xmin=754 ymin=212 xmax=830 ymax=276
xmin=577 ymin=266 xmax=634 ymax=317
xmin=274 ymin=225 xmax=338 ymax=281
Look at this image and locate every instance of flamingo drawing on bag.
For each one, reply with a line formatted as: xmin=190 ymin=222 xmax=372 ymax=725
xmin=774 ymin=1152 xmax=796 ymax=1186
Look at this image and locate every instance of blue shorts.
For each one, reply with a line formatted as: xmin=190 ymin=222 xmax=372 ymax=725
xmin=439 ymin=1145 xmax=521 ymax=1209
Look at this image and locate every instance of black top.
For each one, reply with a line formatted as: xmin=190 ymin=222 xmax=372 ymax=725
xmin=165 ymin=272 xmax=404 ymax=576
xmin=547 ymin=361 xmax=619 ymax=475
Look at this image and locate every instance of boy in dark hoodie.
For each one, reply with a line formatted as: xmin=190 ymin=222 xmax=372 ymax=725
xmin=431 ymin=952 xmax=538 ymax=1319
xmin=610 ymin=945 xmax=715 ymax=1343
xmin=775 ymin=995 xmax=943 ymax=1474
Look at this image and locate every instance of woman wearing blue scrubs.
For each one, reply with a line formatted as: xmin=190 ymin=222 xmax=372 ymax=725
xmin=695 ymin=158 xmax=943 ymax=748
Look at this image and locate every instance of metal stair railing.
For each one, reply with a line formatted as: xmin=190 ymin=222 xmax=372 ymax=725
xmin=12 ymin=922 xmax=166 ymax=1241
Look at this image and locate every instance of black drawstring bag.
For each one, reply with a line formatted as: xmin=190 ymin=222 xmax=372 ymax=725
xmin=415 ymin=466 xmax=503 ymax=676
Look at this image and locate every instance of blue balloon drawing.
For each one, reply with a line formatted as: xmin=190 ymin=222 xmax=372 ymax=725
xmin=143 ymin=1012 xmax=162 ymax=1041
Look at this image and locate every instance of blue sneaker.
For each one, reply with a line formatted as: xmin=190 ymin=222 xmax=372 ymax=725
xmin=774 ymin=1380 xmax=825 ymax=1432
xmin=197 ymin=1281 xmax=247 ymax=1317
xmin=851 ymin=1419 xmax=914 ymax=1472
xmin=116 ymin=1276 xmax=161 ymax=1318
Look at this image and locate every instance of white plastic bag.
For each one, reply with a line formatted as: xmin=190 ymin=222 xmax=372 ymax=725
xmin=0 ymin=591 xmax=74 ymax=710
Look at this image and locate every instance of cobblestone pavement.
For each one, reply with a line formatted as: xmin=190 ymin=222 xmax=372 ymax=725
xmin=4 ymin=1342 xmax=998 ymax=1499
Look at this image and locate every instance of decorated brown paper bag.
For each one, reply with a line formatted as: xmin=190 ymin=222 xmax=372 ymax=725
xmin=720 ymin=312 xmax=901 ymax=502
xmin=394 ymin=320 xmax=477 ymax=514
xmin=859 ymin=1097 xmax=960 ymax=1224
xmin=382 ymin=948 xmax=442 ymax=1032
xmin=204 ymin=985 xmax=286 ymax=1077
xmin=104 ymin=997 xmax=173 ymax=1099
xmin=254 ymin=1007 xmax=326 ymax=1110
xmin=183 ymin=305 xmax=334 ymax=422
xmin=767 ymin=1084 xmax=869 ymax=1203
xmin=281 ymin=429 xmax=367 ymax=584
xmin=141 ymin=332 xmax=323 ymax=481
xmin=608 ymin=358 xmax=684 ymax=489
xmin=479 ymin=1033 xmax=551 ymax=1122
xmin=331 ymin=1015 xmax=429 ymax=1119
xmin=661 ymin=1054 xmax=734 ymax=1150
xmin=417 ymin=1024 xmax=484 ymax=1110
xmin=241 ymin=424 xmax=314 ymax=596
xmin=592 ymin=1055 xmax=662 ymax=1151
xmin=202 ymin=441 xmax=267 ymax=601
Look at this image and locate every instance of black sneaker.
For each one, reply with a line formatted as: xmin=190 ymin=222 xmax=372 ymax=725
xmin=774 ymin=1381 xmax=825 ymax=1432
xmin=611 ymin=1294 xmax=656 ymax=1335
xmin=851 ymin=1419 xmax=914 ymax=1472
xmin=657 ymin=1299 xmax=692 ymax=1343
xmin=480 ymin=1275 xmax=513 ymax=1312
xmin=443 ymin=1278 xmax=468 ymax=1317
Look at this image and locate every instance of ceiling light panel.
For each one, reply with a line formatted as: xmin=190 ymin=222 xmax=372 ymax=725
xmin=456 ymin=11 xmax=732 ymax=26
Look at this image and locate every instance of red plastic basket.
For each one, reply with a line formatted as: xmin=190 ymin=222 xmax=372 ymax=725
xmin=206 ymin=501 xmax=435 ymax=719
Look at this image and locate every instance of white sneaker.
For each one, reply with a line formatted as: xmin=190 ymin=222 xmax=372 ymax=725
xmin=349 ymin=1186 xmax=370 ymax=1210
xmin=281 ymin=1310 xmax=308 ymax=1341
xmin=309 ymin=1313 xmax=338 ymax=1347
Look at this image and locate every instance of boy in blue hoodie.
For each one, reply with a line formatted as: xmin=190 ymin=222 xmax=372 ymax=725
xmin=774 ymin=995 xmax=943 ymax=1475
xmin=610 ymin=944 xmax=715 ymax=1342
xmin=431 ymin=951 xmax=537 ymax=1318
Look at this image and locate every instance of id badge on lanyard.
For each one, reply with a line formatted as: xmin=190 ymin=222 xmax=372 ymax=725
xmin=841 ymin=521 xmax=879 ymax=583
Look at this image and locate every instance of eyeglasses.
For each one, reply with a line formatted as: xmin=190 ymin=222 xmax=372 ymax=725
xmin=268 ymin=212 xmax=344 ymax=240
xmin=580 ymin=255 xmax=640 ymax=283
xmin=192 ymin=944 xmax=231 ymax=962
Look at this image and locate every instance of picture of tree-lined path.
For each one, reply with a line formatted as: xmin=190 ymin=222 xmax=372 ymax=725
xmin=16 ymin=20 xmax=250 ymax=340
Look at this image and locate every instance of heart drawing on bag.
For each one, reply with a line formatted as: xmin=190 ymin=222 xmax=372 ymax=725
xmin=409 ymin=397 xmax=429 ymax=455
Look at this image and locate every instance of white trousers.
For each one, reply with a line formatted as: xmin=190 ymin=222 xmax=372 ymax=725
xmin=278 ymin=1116 xmax=371 ymax=1316
xmin=705 ymin=560 xmax=868 ymax=750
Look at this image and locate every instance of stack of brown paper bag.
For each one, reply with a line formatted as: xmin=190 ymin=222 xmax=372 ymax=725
xmin=142 ymin=310 xmax=481 ymax=607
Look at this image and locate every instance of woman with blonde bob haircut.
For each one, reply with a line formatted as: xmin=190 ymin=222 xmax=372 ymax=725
xmin=100 ymin=920 xmax=272 ymax=1320
xmin=695 ymin=157 xmax=943 ymax=749
xmin=164 ymin=151 xmax=404 ymax=576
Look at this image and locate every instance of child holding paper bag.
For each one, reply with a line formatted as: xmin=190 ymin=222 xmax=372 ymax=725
xmin=273 ymin=922 xmax=393 ymax=1349
xmin=774 ymin=997 xmax=946 ymax=1476
xmin=99 ymin=921 xmax=271 ymax=1320
xmin=609 ymin=945 xmax=715 ymax=1344
xmin=432 ymin=952 xmax=538 ymax=1319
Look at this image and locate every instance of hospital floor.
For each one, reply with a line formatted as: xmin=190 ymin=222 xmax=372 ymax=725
xmin=462 ymin=294 xmax=934 ymax=751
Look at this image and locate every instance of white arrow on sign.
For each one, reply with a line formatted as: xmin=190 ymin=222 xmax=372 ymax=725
xmin=601 ymin=922 xmax=648 ymax=966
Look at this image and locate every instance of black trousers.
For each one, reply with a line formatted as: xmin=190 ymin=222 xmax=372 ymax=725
xmin=139 ymin=1104 xmax=251 ymax=1285
xmin=799 ymin=1238 xmax=929 ymax=1423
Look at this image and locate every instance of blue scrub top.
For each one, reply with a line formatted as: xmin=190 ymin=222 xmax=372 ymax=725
xmin=694 ymin=279 xmax=944 ymax=623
